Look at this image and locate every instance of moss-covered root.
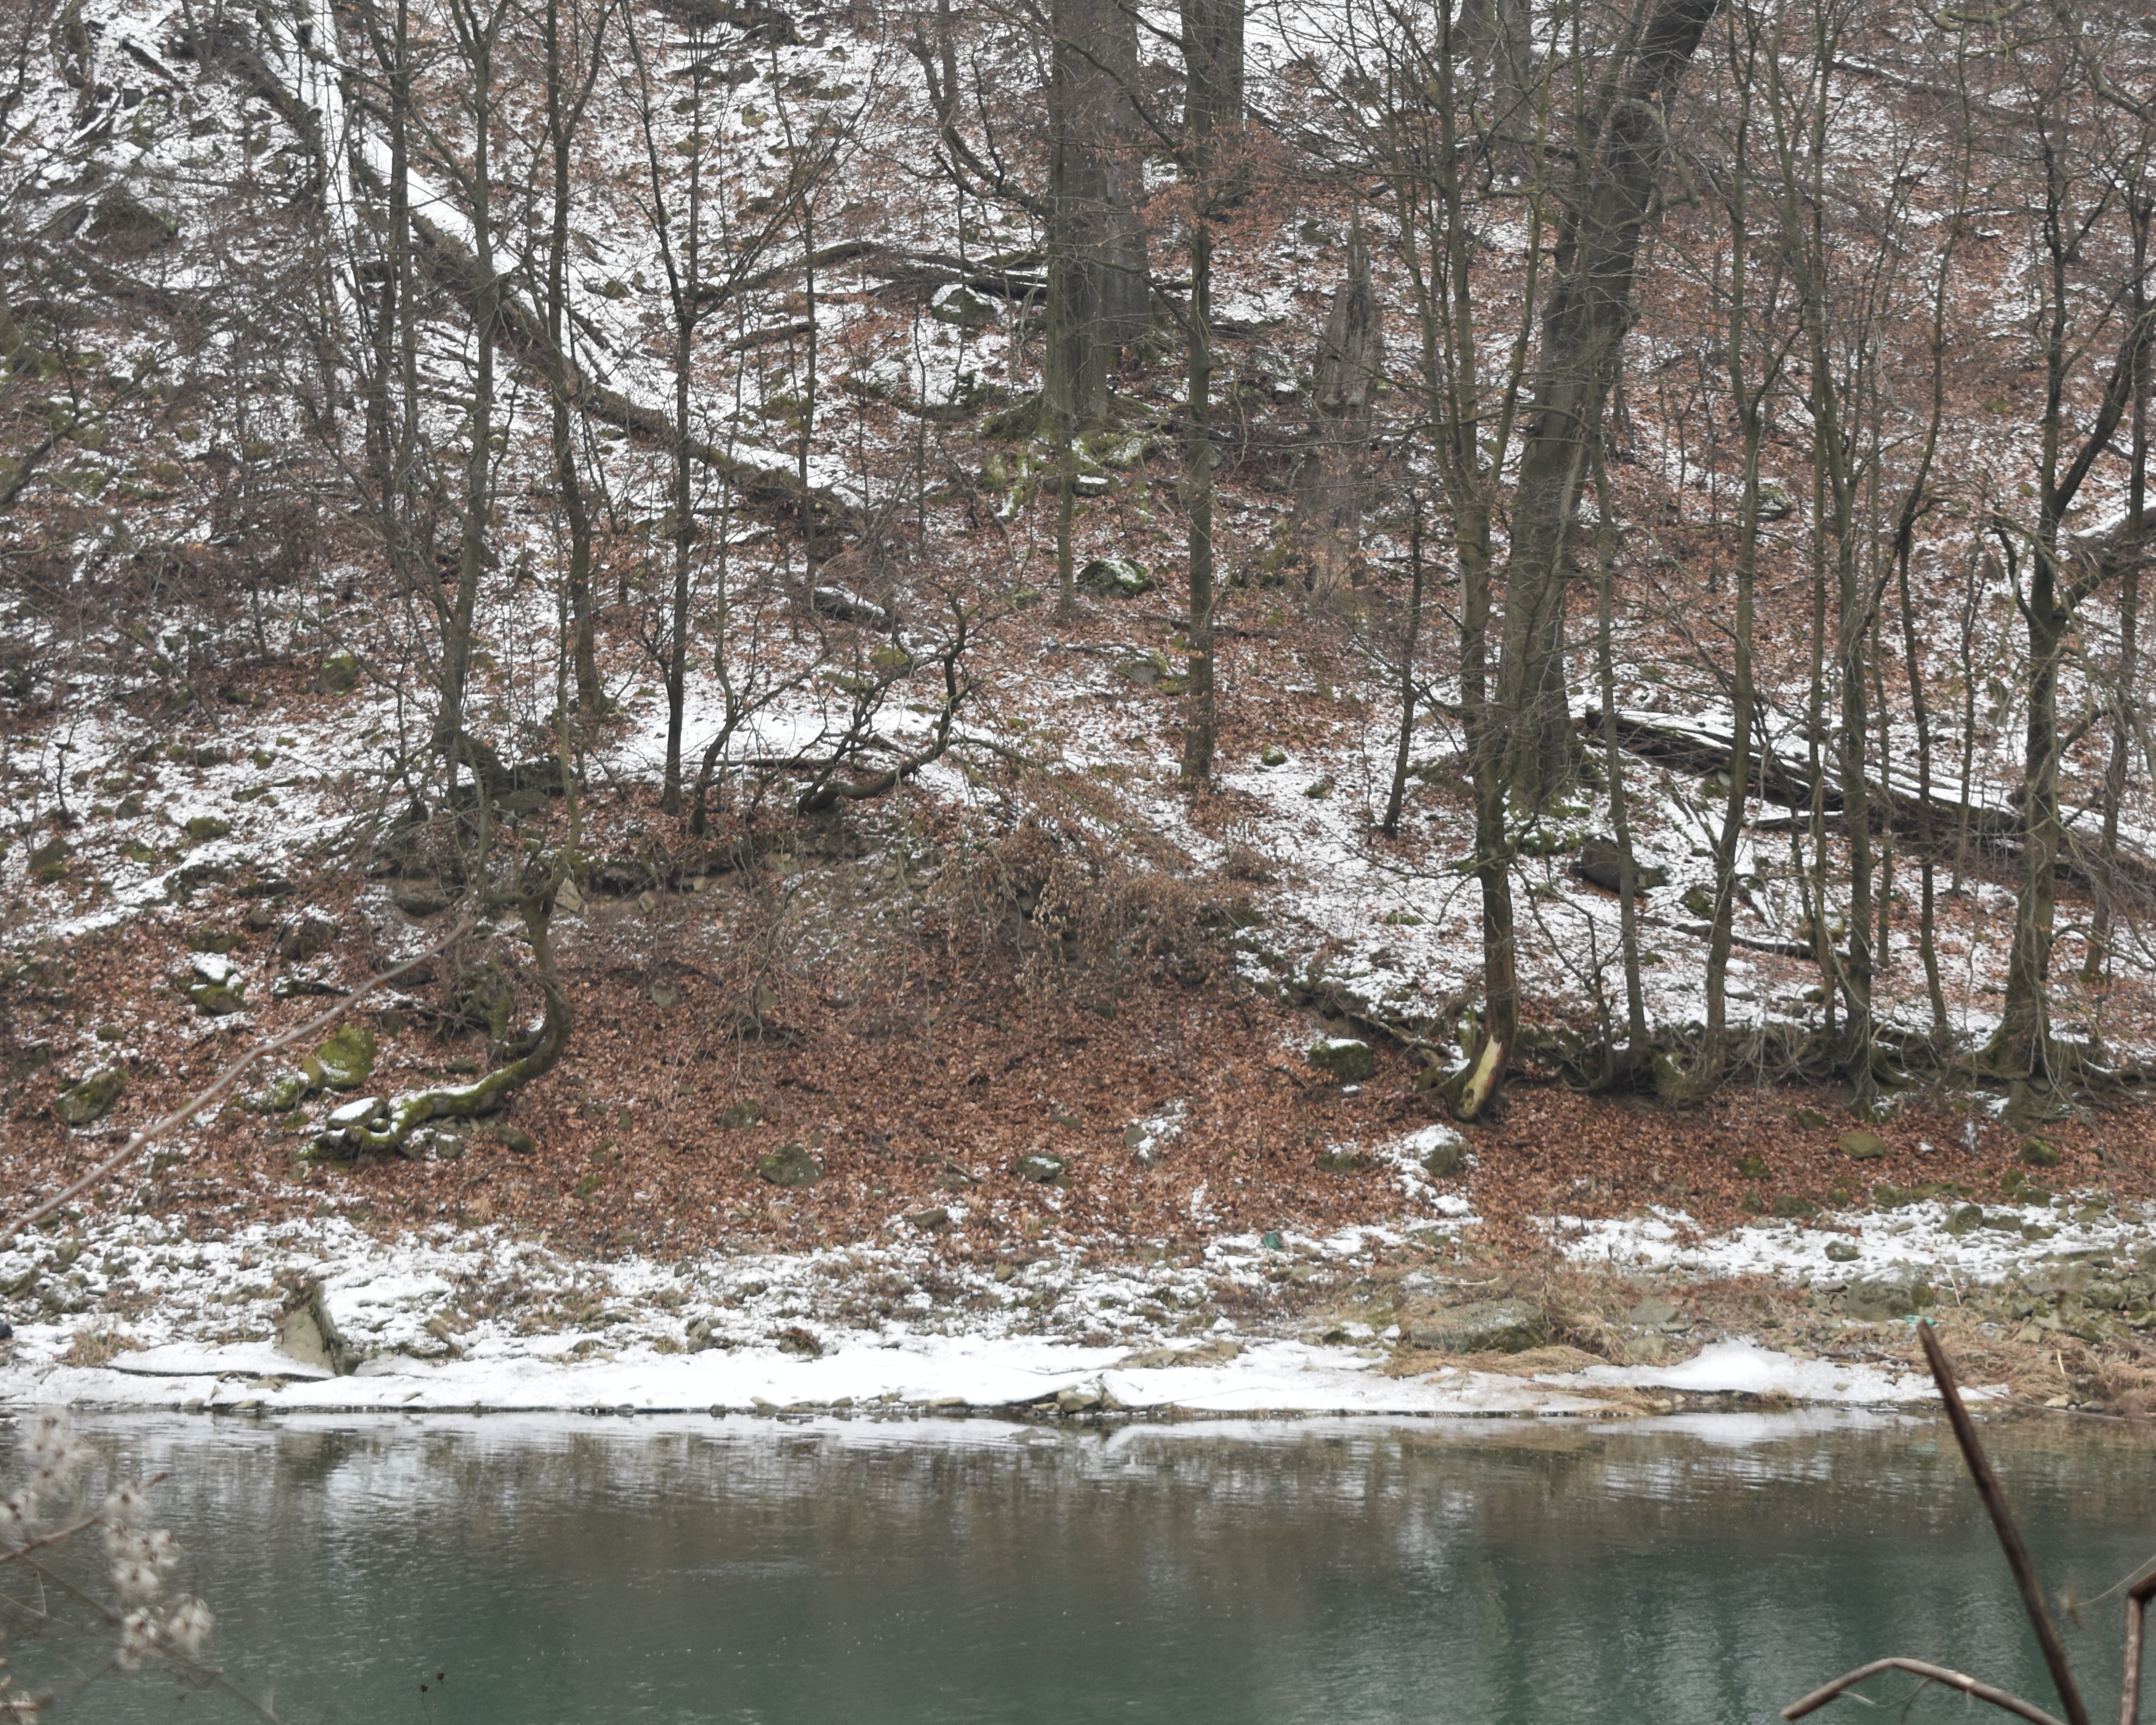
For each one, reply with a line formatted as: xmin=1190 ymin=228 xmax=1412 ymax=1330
xmin=348 ymin=883 xmax=572 ymax=1156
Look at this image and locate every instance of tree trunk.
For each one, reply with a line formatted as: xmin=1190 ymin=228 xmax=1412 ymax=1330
xmin=1496 ymin=0 xmax=1726 ymax=811
xmin=1048 ymin=0 xmax=1149 ymax=422
xmin=1381 ymin=496 xmax=1425 ymax=837
xmin=1179 ymin=217 xmax=1216 ymax=785
xmin=1296 ymin=220 xmax=1379 ymax=600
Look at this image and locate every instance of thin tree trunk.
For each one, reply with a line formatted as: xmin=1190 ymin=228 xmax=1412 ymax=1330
xmin=1381 ymin=496 xmax=1426 ymax=837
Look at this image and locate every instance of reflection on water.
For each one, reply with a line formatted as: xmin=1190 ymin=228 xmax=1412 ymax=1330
xmin=7 ymin=1409 xmax=2152 ymax=1724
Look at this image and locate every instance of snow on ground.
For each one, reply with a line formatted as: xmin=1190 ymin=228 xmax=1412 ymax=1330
xmin=2 ymin=1158 xmax=2134 ymax=1419
xmin=1546 ymin=1192 xmax=2152 ymax=1285
xmin=1535 ymin=1340 xmax=1953 ymax=1404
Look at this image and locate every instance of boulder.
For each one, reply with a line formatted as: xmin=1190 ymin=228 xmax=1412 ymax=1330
xmin=275 ymin=912 xmax=339 ymax=962
xmin=1404 ymin=1299 xmax=1546 ymax=1355
xmin=316 ymin=651 xmax=360 ymax=694
xmin=1014 ymin=1154 xmax=1066 ymax=1185
xmin=1846 ymin=1278 xmax=1932 ymax=1321
xmin=53 ymin=1067 xmax=125 ymax=1127
xmin=390 ymin=881 xmax=455 ymax=918
xmin=718 ymin=1100 xmax=764 ymax=1129
xmin=313 ymin=1023 xmax=377 ymax=1091
xmin=1307 ymin=1037 xmax=1375 ymax=1083
xmin=1839 ymin=1129 xmax=1888 ymax=1161
xmin=1571 ymin=837 xmax=1669 ymax=894
xmin=1077 ymin=556 xmax=1152 ymax=597
xmin=1260 ymin=744 xmax=1288 ymax=767
xmin=2020 ymin=1136 xmax=2062 ymax=1168
xmin=757 ymin=1143 xmax=824 ymax=1187
xmin=1421 ymin=1135 xmax=1469 ymax=1177
xmin=183 ymin=815 xmax=231 ymax=843
xmin=185 ymin=954 xmax=246 ymax=1016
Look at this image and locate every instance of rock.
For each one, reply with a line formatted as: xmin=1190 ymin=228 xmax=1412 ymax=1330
xmin=928 ymin=285 xmax=996 ymax=328
xmin=685 ymin=1316 xmax=723 ymax=1353
xmin=1846 ymin=1278 xmax=1932 ymax=1321
xmin=1302 ymin=775 xmax=1335 ymax=799
xmin=275 ymin=912 xmax=338 ymax=962
xmin=314 ymin=1095 xmax=386 ymax=1155
xmin=188 ymin=926 xmax=244 ymax=954
xmin=1404 ymin=1299 xmax=1546 ymax=1355
xmin=1826 ymin=1240 xmax=1861 ymax=1262
xmin=315 ymin=651 xmax=360 ymax=694
xmin=53 ymin=1067 xmax=125 ymax=1127
xmin=277 ymin=1285 xmax=354 ymax=1375
xmin=1055 ymin=1385 xmax=1102 ymax=1413
xmin=1734 ymin=1154 xmax=1771 ymax=1179
xmin=254 ymin=1071 xmax=310 ymax=1113
xmin=1115 ymin=649 xmax=1171 ymax=687
xmin=1627 ymin=1296 xmax=1678 ymax=1328
xmin=183 ymin=815 xmax=231 ymax=843
xmin=313 ymin=1023 xmax=377 ymax=1091
xmin=1945 ymin=1203 xmax=1985 ymax=1237
xmin=1571 ymin=838 xmax=1669 ymax=894
xmin=904 ymin=1206 xmax=950 ymax=1230
xmin=1014 ymin=1154 xmax=1067 ymax=1185
xmin=776 ymin=1325 xmax=823 ymax=1357
xmin=810 ymin=585 xmax=892 ymax=629
xmin=1078 ymin=556 xmax=1152 ymax=597
xmin=555 ymin=875 xmax=585 ymax=915
xmin=391 ymin=881 xmax=455 ymax=917
xmin=1422 ymin=1135 xmax=1469 ymax=1177
xmin=1840 ymin=1129 xmax=1888 ymax=1161
xmin=1307 ymin=1037 xmax=1375 ymax=1083
xmin=489 ymin=1124 xmax=537 ymax=1155
xmin=719 ymin=1100 xmax=764 ymax=1129
xmin=1679 ymin=882 xmax=1716 ymax=917
xmin=1260 ymin=744 xmax=1288 ymax=767
xmin=2020 ymin=1136 xmax=2062 ymax=1168
xmin=589 ymin=859 xmax=655 ymax=896
xmin=186 ymin=961 xmax=247 ymax=1015
xmin=1796 ymin=1107 xmax=1829 ymax=1130
xmin=758 ymin=1143 xmax=824 ymax=1186
xmin=1314 ymin=1147 xmax=1370 ymax=1173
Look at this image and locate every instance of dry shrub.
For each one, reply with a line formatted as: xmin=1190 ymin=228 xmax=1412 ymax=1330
xmin=930 ymin=790 xmax=1218 ymax=996
xmin=61 ymin=1327 xmax=135 ymax=1369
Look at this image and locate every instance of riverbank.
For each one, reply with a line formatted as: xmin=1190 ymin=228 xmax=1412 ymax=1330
xmin=2 ymin=1186 xmax=2145 ymax=1420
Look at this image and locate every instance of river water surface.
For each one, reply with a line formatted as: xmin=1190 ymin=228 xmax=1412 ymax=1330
xmin=10 ymin=1410 xmax=2153 ymax=1724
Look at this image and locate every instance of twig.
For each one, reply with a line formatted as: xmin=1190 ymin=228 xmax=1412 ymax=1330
xmin=1782 ymin=1657 xmax=2067 ymax=1725
xmin=3 ymin=916 xmax=474 ymax=1252
xmin=1918 ymin=1320 xmax=2093 ymax=1725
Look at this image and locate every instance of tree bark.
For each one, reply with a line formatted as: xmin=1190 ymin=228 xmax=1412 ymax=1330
xmin=1296 ymin=219 xmax=1379 ymax=600
xmin=1496 ymin=0 xmax=1726 ymax=810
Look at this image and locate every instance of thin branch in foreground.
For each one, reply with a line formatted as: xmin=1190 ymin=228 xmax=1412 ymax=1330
xmin=1918 ymin=1321 xmax=2093 ymax=1725
xmin=3 ymin=915 xmax=474 ymax=1253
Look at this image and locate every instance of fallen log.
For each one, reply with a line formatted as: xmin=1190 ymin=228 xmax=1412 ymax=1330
xmin=1581 ymin=708 xmax=2154 ymax=903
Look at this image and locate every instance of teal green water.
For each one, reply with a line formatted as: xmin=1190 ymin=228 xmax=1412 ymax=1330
xmin=9 ymin=1411 xmax=2153 ymax=1724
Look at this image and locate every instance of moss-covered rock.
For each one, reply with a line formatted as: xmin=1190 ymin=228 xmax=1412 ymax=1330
xmin=53 ymin=1067 xmax=125 ymax=1127
xmin=1014 ymin=1153 xmax=1067 ymax=1185
xmin=2020 ymin=1136 xmax=2062 ymax=1168
xmin=1078 ymin=556 xmax=1152 ymax=597
xmin=254 ymin=1071 xmax=311 ymax=1113
xmin=316 ymin=651 xmax=360 ymax=694
xmin=1840 ymin=1129 xmax=1888 ymax=1161
xmin=187 ymin=974 xmax=246 ymax=1016
xmin=1308 ymin=1037 xmax=1374 ymax=1083
xmin=313 ymin=1023 xmax=377 ymax=1091
xmin=758 ymin=1143 xmax=824 ymax=1186
xmin=183 ymin=815 xmax=231 ymax=844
